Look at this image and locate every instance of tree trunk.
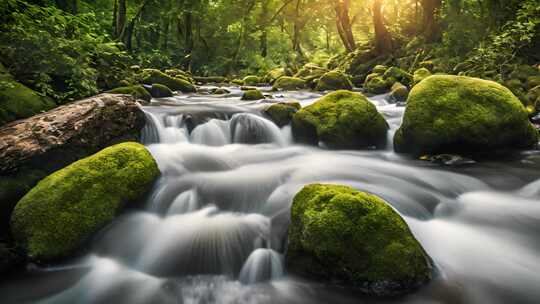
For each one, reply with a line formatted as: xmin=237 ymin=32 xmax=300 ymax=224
xmin=333 ymin=0 xmax=355 ymax=52
xmin=55 ymin=0 xmax=77 ymax=14
xmin=184 ymin=10 xmax=193 ymax=71
xmin=292 ymin=0 xmax=305 ymax=58
xmin=421 ymin=0 xmax=442 ymax=42
xmin=112 ymin=0 xmax=118 ymax=34
xmin=373 ymin=0 xmax=393 ymax=54
xmin=116 ymin=0 xmax=127 ymax=38
xmin=161 ymin=17 xmax=170 ymax=51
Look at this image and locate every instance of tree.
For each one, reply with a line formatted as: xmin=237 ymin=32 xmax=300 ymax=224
xmin=373 ymin=0 xmax=393 ymax=54
xmin=334 ymin=0 xmax=355 ymax=52
xmin=421 ymin=0 xmax=442 ymax=42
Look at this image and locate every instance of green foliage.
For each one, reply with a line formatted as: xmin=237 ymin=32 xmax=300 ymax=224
xmin=0 ymin=0 xmax=133 ymax=102
xmin=287 ymin=183 xmax=432 ymax=295
xmin=10 ymin=142 xmax=160 ymax=260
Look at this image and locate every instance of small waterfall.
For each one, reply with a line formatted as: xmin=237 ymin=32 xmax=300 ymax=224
xmin=191 ymin=119 xmax=231 ymax=146
xmin=238 ymin=248 xmax=284 ymax=284
xmin=230 ymin=113 xmax=286 ymax=146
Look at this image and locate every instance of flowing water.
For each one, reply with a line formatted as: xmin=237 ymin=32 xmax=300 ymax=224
xmin=2 ymin=86 xmax=540 ymax=304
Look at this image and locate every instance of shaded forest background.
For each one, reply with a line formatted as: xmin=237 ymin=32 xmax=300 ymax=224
xmin=0 ymin=0 xmax=539 ymax=103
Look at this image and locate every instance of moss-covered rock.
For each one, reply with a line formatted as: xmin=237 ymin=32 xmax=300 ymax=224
xmin=292 ymin=90 xmax=388 ymax=148
xmin=265 ymin=68 xmax=287 ymax=84
xmin=150 ymin=83 xmax=173 ymax=98
xmin=413 ymin=68 xmax=432 ymax=86
xmin=141 ymin=69 xmax=196 ymax=92
xmin=527 ymin=76 xmax=540 ymax=90
xmin=212 ymin=88 xmax=230 ymax=95
xmin=264 ymin=102 xmax=301 ymax=127
xmin=273 ymin=77 xmax=307 ymax=91
xmin=363 ymin=75 xmax=391 ymax=94
xmin=294 ymin=64 xmax=327 ymax=79
xmin=241 ymin=89 xmax=265 ymax=100
xmin=394 ymin=75 xmax=538 ymax=156
xmin=389 ymin=82 xmax=409 ymax=102
xmin=10 ymin=142 xmax=160 ymax=261
xmin=383 ymin=67 xmax=413 ymax=86
xmin=418 ymin=61 xmax=434 ymax=71
xmin=372 ymin=65 xmax=388 ymax=74
xmin=287 ymin=183 xmax=432 ymax=296
xmin=108 ymin=85 xmax=152 ymax=102
xmin=243 ymin=75 xmax=261 ymax=86
xmin=0 ymin=64 xmax=56 ymax=126
xmin=315 ymin=71 xmax=353 ymax=91
xmin=231 ymin=79 xmax=244 ymax=85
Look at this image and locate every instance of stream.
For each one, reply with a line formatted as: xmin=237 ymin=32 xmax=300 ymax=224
xmin=2 ymin=86 xmax=540 ymax=304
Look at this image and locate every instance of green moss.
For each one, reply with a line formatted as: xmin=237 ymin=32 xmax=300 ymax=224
xmin=273 ymin=76 xmax=307 ymax=91
xmin=10 ymin=142 xmax=160 ymax=261
xmin=315 ymin=71 xmax=353 ymax=91
xmin=287 ymin=184 xmax=432 ymax=296
xmin=394 ymin=75 xmax=539 ymax=156
xmin=241 ymin=89 xmax=265 ymax=100
xmin=242 ymin=75 xmax=261 ymax=86
xmin=0 ymin=65 xmax=56 ymax=126
xmin=231 ymin=79 xmax=244 ymax=85
xmin=372 ymin=65 xmax=388 ymax=74
xmin=383 ymin=67 xmax=413 ymax=86
xmin=418 ymin=61 xmax=434 ymax=71
xmin=212 ymin=88 xmax=230 ymax=95
xmin=164 ymin=68 xmax=191 ymax=80
xmin=108 ymin=85 xmax=152 ymax=102
xmin=413 ymin=68 xmax=432 ymax=86
xmin=264 ymin=103 xmax=300 ymax=127
xmin=292 ymin=90 xmax=388 ymax=148
xmin=363 ymin=75 xmax=391 ymax=94
xmin=265 ymin=68 xmax=286 ymax=84
xmin=150 ymin=83 xmax=173 ymax=98
xmin=389 ymin=82 xmax=409 ymax=102
xmin=509 ymin=65 xmax=538 ymax=82
xmin=141 ymin=69 xmax=195 ymax=92
xmin=294 ymin=64 xmax=327 ymax=79
xmin=527 ymin=76 xmax=540 ymax=90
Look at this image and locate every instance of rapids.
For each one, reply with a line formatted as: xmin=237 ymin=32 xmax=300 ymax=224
xmin=2 ymin=86 xmax=540 ymax=304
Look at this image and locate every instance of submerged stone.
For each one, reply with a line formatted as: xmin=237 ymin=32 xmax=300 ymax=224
xmin=10 ymin=142 xmax=160 ymax=261
xmin=241 ymin=89 xmax=265 ymax=100
xmin=286 ymin=184 xmax=432 ymax=296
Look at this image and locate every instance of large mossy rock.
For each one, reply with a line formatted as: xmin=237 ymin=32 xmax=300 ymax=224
xmin=394 ymin=75 xmax=539 ymax=156
xmin=0 ymin=94 xmax=145 ymax=236
xmin=413 ymin=68 xmax=432 ymax=86
xmin=286 ymin=184 xmax=432 ymax=296
xmin=264 ymin=102 xmax=301 ymax=127
xmin=243 ymin=75 xmax=261 ymax=86
xmin=315 ymin=71 xmax=353 ymax=91
xmin=273 ymin=77 xmax=307 ymax=91
xmin=0 ymin=64 xmax=56 ymax=126
xmin=292 ymin=90 xmax=388 ymax=148
xmin=10 ymin=142 xmax=160 ymax=261
xmin=265 ymin=68 xmax=287 ymax=84
xmin=150 ymin=83 xmax=173 ymax=98
xmin=241 ymin=89 xmax=265 ymax=100
xmin=108 ymin=85 xmax=152 ymax=102
xmin=141 ymin=69 xmax=195 ymax=92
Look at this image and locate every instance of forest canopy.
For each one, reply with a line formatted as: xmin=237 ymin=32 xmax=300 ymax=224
xmin=0 ymin=0 xmax=539 ymax=102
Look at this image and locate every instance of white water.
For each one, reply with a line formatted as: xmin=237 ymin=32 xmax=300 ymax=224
xmin=2 ymin=87 xmax=540 ymax=304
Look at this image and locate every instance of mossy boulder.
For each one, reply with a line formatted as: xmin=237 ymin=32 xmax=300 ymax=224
xmin=292 ymin=90 xmax=388 ymax=148
xmin=150 ymin=83 xmax=173 ymax=98
xmin=265 ymin=68 xmax=287 ymax=84
xmin=273 ymin=77 xmax=307 ymax=91
xmin=294 ymin=64 xmax=327 ymax=79
xmin=287 ymin=184 xmax=432 ymax=296
xmin=413 ymin=68 xmax=432 ymax=86
xmin=141 ymin=69 xmax=195 ymax=92
xmin=241 ymin=89 xmax=265 ymax=100
xmin=394 ymin=75 xmax=538 ymax=156
xmin=364 ymin=75 xmax=391 ymax=94
xmin=0 ymin=64 xmax=56 ymax=126
xmin=10 ymin=142 xmax=160 ymax=261
xmin=243 ymin=75 xmax=261 ymax=86
xmin=527 ymin=76 xmax=540 ymax=90
xmin=383 ymin=67 xmax=413 ymax=86
xmin=108 ymin=85 xmax=152 ymax=102
xmin=212 ymin=88 xmax=230 ymax=95
xmin=372 ymin=65 xmax=388 ymax=74
xmin=315 ymin=71 xmax=353 ymax=91
xmin=389 ymin=82 xmax=408 ymax=102
xmin=264 ymin=102 xmax=301 ymax=127
xmin=231 ymin=79 xmax=244 ymax=85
